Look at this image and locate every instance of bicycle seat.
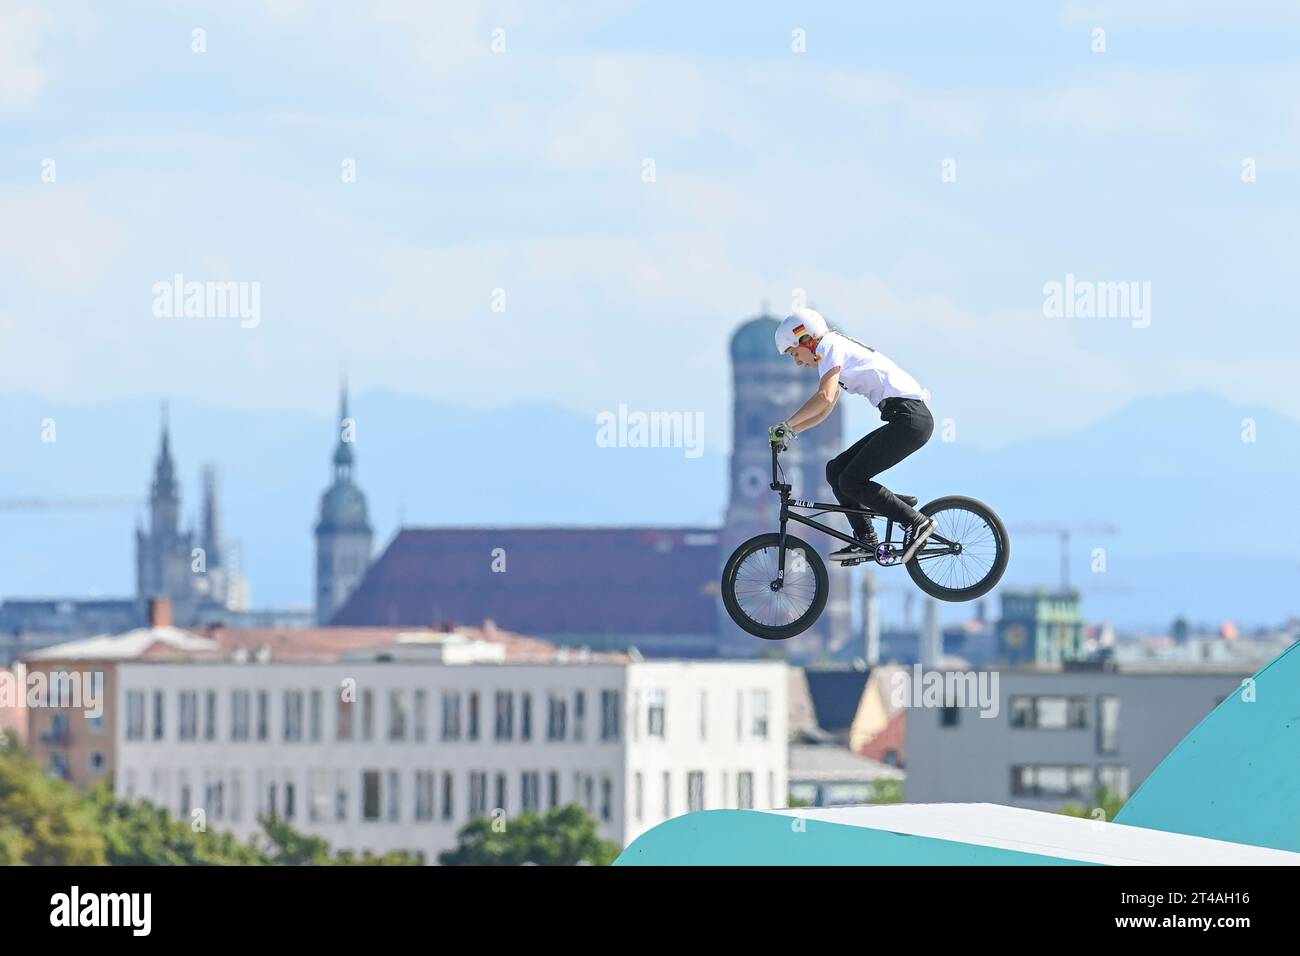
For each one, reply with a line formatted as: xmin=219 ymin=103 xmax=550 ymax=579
xmin=898 ymin=494 xmax=918 ymax=507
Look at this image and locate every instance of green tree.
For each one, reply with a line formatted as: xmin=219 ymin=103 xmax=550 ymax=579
xmin=0 ymin=738 xmax=106 ymax=865
xmin=86 ymin=780 xmax=266 ymax=865
xmin=439 ymin=804 xmax=620 ymax=866
xmin=871 ymin=779 xmax=904 ymax=804
xmin=1058 ymin=786 xmax=1127 ymax=823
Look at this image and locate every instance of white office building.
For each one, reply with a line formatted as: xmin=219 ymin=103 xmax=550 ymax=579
xmin=111 ymin=643 xmax=787 ymax=860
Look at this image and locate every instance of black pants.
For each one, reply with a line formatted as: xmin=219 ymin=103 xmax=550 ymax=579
xmin=826 ymin=397 xmax=933 ymax=536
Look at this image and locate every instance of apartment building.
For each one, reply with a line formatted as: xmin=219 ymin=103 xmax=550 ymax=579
xmin=906 ymin=662 xmax=1252 ymax=810
xmin=36 ymin=634 xmax=784 ymax=860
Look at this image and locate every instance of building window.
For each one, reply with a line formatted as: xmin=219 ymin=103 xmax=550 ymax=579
xmin=442 ymin=692 xmax=462 ymax=741
xmin=414 ymin=689 xmax=427 ymax=742
xmin=89 ymin=751 xmax=106 ymax=776
xmin=284 ymin=690 xmax=304 ymax=742
xmin=256 ymin=690 xmax=269 ymax=741
xmin=204 ymin=691 xmax=216 ymax=741
xmin=687 ymin=771 xmax=704 ymax=813
xmin=495 ymin=772 xmax=507 ymax=813
xmin=634 ymin=772 xmax=643 ymax=821
xmin=521 ymin=771 xmax=540 ymax=812
xmin=441 ymin=771 xmax=454 ymax=821
xmin=284 ymin=780 xmax=296 ymax=820
xmin=631 ymin=691 xmax=640 ymax=741
xmin=467 ymin=692 xmax=480 ymax=741
xmin=389 ymin=689 xmax=408 ymax=741
xmin=521 ymin=692 xmax=532 ymax=741
xmin=1098 ymin=765 xmax=1130 ymax=800
xmin=941 ymin=706 xmax=960 ymax=727
xmin=335 ymin=770 xmax=348 ymax=822
xmin=601 ymin=690 xmax=621 ymax=741
xmin=178 ymin=691 xmax=197 ymax=741
xmin=126 ymin=691 xmax=145 ymax=741
xmin=152 ymin=690 xmax=165 ymax=740
xmin=1010 ymin=765 xmax=1093 ymax=799
xmin=231 ymin=772 xmax=243 ymax=823
xmin=699 ymin=690 xmax=707 ymax=740
xmin=361 ymin=689 xmax=374 ymax=741
xmin=738 ymin=772 xmax=754 ymax=809
xmin=601 ymin=776 xmax=613 ymax=821
xmin=547 ymin=771 xmax=559 ymax=809
xmin=362 ymin=771 xmax=381 ymax=821
xmin=386 ymin=770 xmax=400 ymax=822
xmin=1009 ymin=696 xmax=1090 ymax=729
xmin=310 ymin=769 xmax=329 ymax=823
xmin=495 ymin=691 xmax=514 ymax=741
xmin=223 ymin=690 xmax=244 ymax=742
xmin=751 ymin=690 xmax=769 ymax=739
xmin=647 ymin=689 xmax=666 ymax=739
xmin=309 ymin=690 xmax=322 ymax=742
xmin=337 ymin=696 xmax=354 ymax=742
xmin=573 ymin=691 xmax=586 ymax=742
xmin=415 ymin=771 xmax=435 ymax=821
xmin=662 ymin=771 xmax=671 ymax=818
xmin=469 ymin=772 xmax=487 ymax=818
xmin=1097 ymin=696 xmax=1120 ymax=755
xmin=547 ymin=694 xmax=568 ymax=741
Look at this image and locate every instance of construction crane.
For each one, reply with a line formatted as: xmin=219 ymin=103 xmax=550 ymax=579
xmin=0 ymin=498 xmax=140 ymax=511
xmin=1010 ymin=522 xmax=1119 ymax=591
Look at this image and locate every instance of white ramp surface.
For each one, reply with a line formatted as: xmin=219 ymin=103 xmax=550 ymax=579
xmin=762 ymin=803 xmax=1300 ymax=866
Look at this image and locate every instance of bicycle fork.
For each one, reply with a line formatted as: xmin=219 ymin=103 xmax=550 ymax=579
xmin=773 ymin=500 xmax=790 ymax=592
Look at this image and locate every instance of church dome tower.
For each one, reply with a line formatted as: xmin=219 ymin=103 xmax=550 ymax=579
xmin=719 ymin=312 xmax=853 ymax=657
xmin=315 ymin=382 xmax=374 ymax=623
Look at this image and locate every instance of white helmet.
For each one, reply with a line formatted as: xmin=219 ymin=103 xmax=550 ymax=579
xmin=774 ymin=307 xmax=829 ymax=355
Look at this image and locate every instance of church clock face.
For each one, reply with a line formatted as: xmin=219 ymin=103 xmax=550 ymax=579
xmin=1004 ymin=623 xmax=1027 ymax=648
xmin=739 ymin=465 xmax=767 ymax=498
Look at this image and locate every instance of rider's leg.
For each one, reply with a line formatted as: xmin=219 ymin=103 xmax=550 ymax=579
xmin=836 ymin=399 xmax=934 ymax=525
xmin=826 ymin=427 xmax=886 ymax=539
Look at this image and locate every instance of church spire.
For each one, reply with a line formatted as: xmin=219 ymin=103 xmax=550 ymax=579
xmin=152 ymin=402 xmax=177 ymax=498
xmin=333 ymin=375 xmax=355 ymax=478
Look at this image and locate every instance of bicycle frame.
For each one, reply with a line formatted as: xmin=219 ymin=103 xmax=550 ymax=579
xmin=768 ymin=441 xmax=954 ymax=583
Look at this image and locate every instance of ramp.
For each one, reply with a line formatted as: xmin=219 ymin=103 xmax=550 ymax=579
xmin=1113 ymin=639 xmax=1300 ymax=852
xmin=615 ymin=803 xmax=1300 ymax=865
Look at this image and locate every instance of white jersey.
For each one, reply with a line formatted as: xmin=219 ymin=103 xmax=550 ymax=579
xmin=814 ymin=331 xmax=929 ymax=408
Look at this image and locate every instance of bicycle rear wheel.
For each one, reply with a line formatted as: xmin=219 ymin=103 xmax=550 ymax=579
xmin=905 ymin=496 xmax=1009 ymax=601
xmin=721 ymin=533 xmax=828 ymax=641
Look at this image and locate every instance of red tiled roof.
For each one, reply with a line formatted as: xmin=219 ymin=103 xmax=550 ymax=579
xmin=330 ymin=527 xmax=722 ymax=637
xmin=203 ymin=620 xmax=627 ymax=664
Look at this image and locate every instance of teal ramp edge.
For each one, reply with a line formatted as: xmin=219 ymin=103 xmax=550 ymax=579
xmin=1114 ymin=640 xmax=1300 ymax=853
xmin=614 ymin=810 xmax=1089 ymax=866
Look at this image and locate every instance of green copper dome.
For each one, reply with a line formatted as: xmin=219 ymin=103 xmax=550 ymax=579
xmin=730 ymin=315 xmax=783 ymax=364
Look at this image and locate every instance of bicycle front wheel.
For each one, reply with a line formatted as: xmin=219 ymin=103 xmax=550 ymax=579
xmin=906 ymin=496 xmax=1009 ymax=601
xmin=721 ymin=533 xmax=828 ymax=641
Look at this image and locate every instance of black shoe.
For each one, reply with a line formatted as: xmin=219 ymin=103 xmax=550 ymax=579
xmin=829 ymin=544 xmax=869 ymax=563
xmin=830 ymin=528 xmax=878 ymax=563
xmin=899 ymin=514 xmax=938 ymax=564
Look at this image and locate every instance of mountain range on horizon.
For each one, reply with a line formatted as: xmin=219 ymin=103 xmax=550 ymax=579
xmin=1 ymin=388 xmax=1297 ymax=633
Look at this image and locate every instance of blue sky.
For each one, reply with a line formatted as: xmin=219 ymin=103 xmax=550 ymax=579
xmin=3 ymin=0 xmax=1298 ymax=449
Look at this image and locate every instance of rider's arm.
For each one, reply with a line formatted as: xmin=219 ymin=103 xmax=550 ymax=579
xmin=787 ymin=367 xmax=842 ymax=434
